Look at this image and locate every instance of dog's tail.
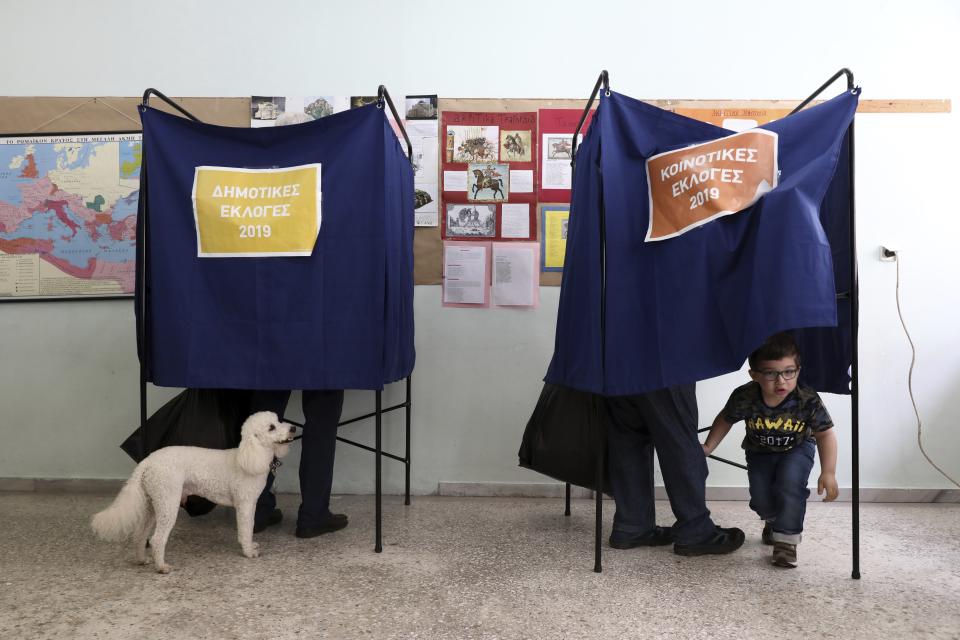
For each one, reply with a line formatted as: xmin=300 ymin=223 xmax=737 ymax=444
xmin=91 ymin=465 xmax=149 ymax=541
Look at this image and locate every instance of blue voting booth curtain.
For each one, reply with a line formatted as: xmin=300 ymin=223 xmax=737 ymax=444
xmin=136 ymin=105 xmax=415 ymax=390
xmin=545 ymin=89 xmax=858 ymax=397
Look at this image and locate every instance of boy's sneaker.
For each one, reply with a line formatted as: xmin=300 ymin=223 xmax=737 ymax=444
xmin=674 ymin=526 xmax=745 ymax=556
xmin=609 ymin=525 xmax=674 ymax=549
xmin=761 ymin=523 xmax=774 ymax=545
xmin=772 ymin=542 xmax=798 ymax=568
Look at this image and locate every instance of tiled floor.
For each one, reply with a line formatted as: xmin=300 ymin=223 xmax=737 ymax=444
xmin=1 ymin=493 xmax=957 ymax=639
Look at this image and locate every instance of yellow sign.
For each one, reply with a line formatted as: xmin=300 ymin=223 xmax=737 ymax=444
xmin=191 ymin=163 xmax=321 ymax=257
xmin=645 ymin=130 xmax=777 ymax=242
xmin=542 ymin=206 xmax=569 ymax=270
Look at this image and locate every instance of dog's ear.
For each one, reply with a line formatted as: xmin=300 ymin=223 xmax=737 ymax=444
xmin=237 ymin=435 xmax=272 ymax=475
xmin=236 ymin=415 xmax=274 ymax=476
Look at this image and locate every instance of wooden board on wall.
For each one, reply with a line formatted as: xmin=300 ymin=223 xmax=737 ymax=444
xmin=0 ymin=96 xmax=249 ymax=133
xmin=648 ymin=98 xmax=951 ymax=114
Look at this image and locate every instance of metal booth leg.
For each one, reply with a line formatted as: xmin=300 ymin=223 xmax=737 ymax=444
xmin=565 ymin=483 xmax=571 ymax=516
xmin=570 ymin=72 xmax=610 ymax=575
xmin=789 ymin=68 xmax=860 ymax=579
xmin=848 ymin=109 xmax=861 ymax=582
xmin=375 ymin=390 xmax=383 ymax=553
xmin=405 ymin=376 xmax=412 ymax=506
xmin=594 ymin=454 xmax=603 ymax=574
xmin=594 ymin=397 xmax=604 ymax=574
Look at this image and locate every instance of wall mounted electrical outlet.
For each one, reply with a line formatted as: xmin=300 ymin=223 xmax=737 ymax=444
xmin=880 ymin=246 xmax=898 ymax=262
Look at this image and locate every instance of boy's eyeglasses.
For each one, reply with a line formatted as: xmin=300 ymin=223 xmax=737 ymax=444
xmin=755 ymin=368 xmax=799 ymax=381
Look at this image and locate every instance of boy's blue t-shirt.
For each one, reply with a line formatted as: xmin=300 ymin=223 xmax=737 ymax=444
xmin=722 ymin=382 xmax=833 ymax=453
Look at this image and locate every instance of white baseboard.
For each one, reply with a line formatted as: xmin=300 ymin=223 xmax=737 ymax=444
xmin=2 ymin=478 xmax=958 ymax=503
xmin=436 ymin=482 xmax=960 ymax=503
xmin=0 ymin=478 xmax=123 ymax=493
xmin=438 ymin=482 xmax=593 ymax=498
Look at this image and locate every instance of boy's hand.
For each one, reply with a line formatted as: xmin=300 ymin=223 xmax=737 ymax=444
xmin=817 ymin=473 xmax=839 ymax=502
xmin=701 ymin=443 xmax=712 ymax=456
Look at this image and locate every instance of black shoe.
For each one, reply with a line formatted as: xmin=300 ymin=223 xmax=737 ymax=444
xmin=253 ymin=509 xmax=283 ymax=533
xmin=609 ymin=526 xmax=675 ymax=549
xmin=761 ymin=523 xmax=774 ymax=545
xmin=674 ymin=526 xmax=746 ymax=556
xmin=295 ymin=513 xmax=349 ymax=538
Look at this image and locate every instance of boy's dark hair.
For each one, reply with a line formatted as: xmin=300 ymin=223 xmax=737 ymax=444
xmin=748 ymin=332 xmax=801 ymax=370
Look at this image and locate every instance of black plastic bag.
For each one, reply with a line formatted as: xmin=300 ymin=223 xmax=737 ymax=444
xmin=121 ymin=388 xmax=253 ymax=462
xmin=518 ymin=383 xmax=611 ymax=494
xmin=121 ymin=388 xmax=254 ymax=516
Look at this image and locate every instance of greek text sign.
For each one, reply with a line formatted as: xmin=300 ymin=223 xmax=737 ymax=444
xmin=645 ymin=130 xmax=778 ymax=241
xmin=192 ymin=163 xmax=321 ymax=257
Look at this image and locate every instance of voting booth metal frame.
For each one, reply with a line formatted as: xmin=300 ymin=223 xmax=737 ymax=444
xmin=564 ymin=69 xmax=861 ymax=579
xmin=136 ymin=87 xmax=415 ymax=554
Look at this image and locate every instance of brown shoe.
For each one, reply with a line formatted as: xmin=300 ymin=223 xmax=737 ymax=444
xmin=772 ymin=542 xmax=798 ymax=568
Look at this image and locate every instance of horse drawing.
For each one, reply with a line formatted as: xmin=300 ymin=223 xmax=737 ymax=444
xmin=503 ymin=133 xmax=526 ymax=159
xmin=471 ymin=169 xmax=505 ymax=200
xmin=456 ymin=137 xmax=495 ymax=163
xmin=550 ymin=139 xmax=572 ymax=159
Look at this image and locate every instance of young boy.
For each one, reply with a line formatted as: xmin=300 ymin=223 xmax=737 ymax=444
xmin=702 ymin=332 xmax=839 ymax=568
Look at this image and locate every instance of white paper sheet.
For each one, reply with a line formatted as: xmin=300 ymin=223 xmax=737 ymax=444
xmin=541 ymin=133 xmax=581 ymax=189
xmin=500 ymin=203 xmax=530 ymax=239
xmin=509 ymin=170 xmax=533 ymax=193
xmin=408 ymin=120 xmax=440 ymax=227
xmin=443 ymin=170 xmax=468 ymax=192
xmin=414 ymin=182 xmax=439 ymax=227
xmin=406 ymin=120 xmax=438 ymax=139
xmin=409 ymin=122 xmax=439 ymax=181
xmin=443 ymin=245 xmax=486 ymax=304
xmin=492 ymin=244 xmax=535 ymax=306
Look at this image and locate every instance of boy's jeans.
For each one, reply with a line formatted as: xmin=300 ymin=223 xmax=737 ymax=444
xmin=605 ymin=385 xmax=716 ymax=545
xmin=745 ymin=440 xmax=816 ymax=544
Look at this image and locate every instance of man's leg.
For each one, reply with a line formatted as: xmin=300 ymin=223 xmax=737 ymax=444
xmin=248 ymin=390 xmax=292 ymax=526
xmin=638 ymin=384 xmax=716 ymax=545
xmin=605 ymin=395 xmax=659 ymax=543
xmin=296 ymin=389 xmax=345 ymax=535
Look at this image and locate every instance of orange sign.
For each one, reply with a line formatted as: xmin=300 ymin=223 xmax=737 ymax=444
xmin=645 ymin=130 xmax=778 ymax=241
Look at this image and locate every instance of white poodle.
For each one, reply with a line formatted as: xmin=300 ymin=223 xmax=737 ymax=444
xmin=91 ymin=411 xmax=296 ymax=573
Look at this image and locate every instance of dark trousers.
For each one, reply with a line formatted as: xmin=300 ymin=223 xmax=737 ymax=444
xmin=250 ymin=389 xmax=344 ymax=528
xmin=605 ymin=384 xmax=715 ymax=545
xmin=745 ymin=439 xmax=815 ymax=544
